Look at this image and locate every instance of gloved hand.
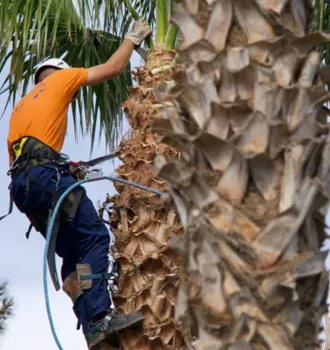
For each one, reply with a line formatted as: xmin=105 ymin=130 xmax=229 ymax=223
xmin=125 ymin=18 xmax=152 ymax=47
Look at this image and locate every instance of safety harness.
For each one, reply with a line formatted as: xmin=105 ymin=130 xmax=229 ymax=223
xmin=1 ymin=136 xmax=65 ymax=225
xmin=2 ymin=136 xmax=85 ymax=237
xmin=1 ymin=136 xmax=118 ymax=318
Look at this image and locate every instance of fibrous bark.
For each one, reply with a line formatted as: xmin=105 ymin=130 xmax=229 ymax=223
xmin=154 ymin=1 xmax=330 ymax=349
xmin=102 ymin=50 xmax=187 ymax=350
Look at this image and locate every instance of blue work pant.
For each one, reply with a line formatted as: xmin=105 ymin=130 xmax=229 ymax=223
xmin=10 ymin=165 xmax=111 ymax=334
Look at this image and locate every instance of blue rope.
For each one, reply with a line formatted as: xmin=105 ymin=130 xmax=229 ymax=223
xmin=43 ymin=175 xmax=164 ymax=350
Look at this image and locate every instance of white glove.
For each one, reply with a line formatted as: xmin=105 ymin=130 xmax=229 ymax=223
xmin=125 ymin=19 xmax=152 ymax=46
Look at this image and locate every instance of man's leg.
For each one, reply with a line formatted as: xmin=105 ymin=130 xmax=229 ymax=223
xmin=56 ymin=173 xmax=144 ymax=349
xmin=10 ymin=165 xmax=111 ymax=332
xmin=11 ymin=165 xmax=143 ymax=348
xmin=59 ymin=195 xmax=111 ymax=334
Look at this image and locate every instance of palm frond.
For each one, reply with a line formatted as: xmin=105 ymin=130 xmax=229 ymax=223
xmin=314 ymin=0 xmax=330 ymax=66
xmin=0 ymin=0 xmax=156 ymax=151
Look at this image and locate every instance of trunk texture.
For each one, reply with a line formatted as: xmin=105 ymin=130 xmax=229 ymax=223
xmin=153 ymin=1 xmax=330 ymax=349
xmin=103 ymin=50 xmax=187 ymax=349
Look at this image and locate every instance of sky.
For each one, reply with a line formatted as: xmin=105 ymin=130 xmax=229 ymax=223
xmin=0 ymin=53 xmax=141 ymax=349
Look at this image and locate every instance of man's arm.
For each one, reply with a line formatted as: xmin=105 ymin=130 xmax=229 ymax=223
xmin=84 ymin=19 xmax=151 ymax=86
xmin=84 ymin=40 xmax=134 ymax=86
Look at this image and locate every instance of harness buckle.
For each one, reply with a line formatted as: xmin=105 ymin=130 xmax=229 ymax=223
xmin=84 ymin=167 xmax=104 ymax=180
xmin=57 ymin=153 xmax=70 ymax=165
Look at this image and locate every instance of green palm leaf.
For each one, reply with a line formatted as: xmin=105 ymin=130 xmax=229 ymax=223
xmin=0 ymin=0 xmax=156 ymax=151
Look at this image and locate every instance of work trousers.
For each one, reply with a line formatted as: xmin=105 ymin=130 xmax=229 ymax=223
xmin=10 ymin=164 xmax=111 ymax=334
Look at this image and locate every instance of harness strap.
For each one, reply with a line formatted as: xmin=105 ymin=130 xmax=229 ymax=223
xmin=67 ymin=190 xmax=84 ymax=222
xmin=25 ymin=224 xmax=33 ymax=239
xmin=80 ymin=272 xmax=118 ymax=281
xmin=23 ymin=172 xmax=54 ymax=239
xmin=1 ymin=137 xmax=69 ymax=223
xmin=25 ymin=174 xmax=31 ymax=194
xmin=26 ymin=172 xmax=53 ymax=195
xmin=0 ymin=193 xmax=13 ymax=221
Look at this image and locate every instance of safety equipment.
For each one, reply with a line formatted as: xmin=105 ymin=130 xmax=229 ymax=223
xmin=125 ymin=18 xmax=152 ymax=46
xmin=85 ymin=311 xmax=144 ymax=350
xmin=1 ymin=136 xmax=73 ymax=231
xmin=3 ymin=137 xmax=86 ymax=246
xmin=9 ymin=136 xmax=69 ymax=177
xmin=2 ymin=136 xmax=120 ymax=240
xmin=34 ymin=58 xmax=70 ymax=85
xmin=63 ymin=263 xmax=118 ymax=304
xmin=9 ymin=136 xmax=118 ymax=180
xmin=68 ymin=152 xmax=119 ymax=180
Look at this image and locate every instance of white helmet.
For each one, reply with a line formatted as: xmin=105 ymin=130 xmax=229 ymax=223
xmin=34 ymin=58 xmax=70 ymax=85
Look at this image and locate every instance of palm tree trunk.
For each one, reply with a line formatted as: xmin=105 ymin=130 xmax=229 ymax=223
xmin=153 ymin=0 xmax=330 ymax=349
xmin=104 ymin=49 xmax=187 ymax=349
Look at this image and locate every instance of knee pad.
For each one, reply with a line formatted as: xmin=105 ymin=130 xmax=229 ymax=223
xmin=62 ymin=264 xmax=93 ymax=304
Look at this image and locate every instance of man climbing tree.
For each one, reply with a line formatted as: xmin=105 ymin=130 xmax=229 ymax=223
xmin=5 ymin=19 xmax=151 ymax=350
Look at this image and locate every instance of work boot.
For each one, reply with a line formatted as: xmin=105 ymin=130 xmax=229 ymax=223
xmin=85 ymin=310 xmax=144 ymax=350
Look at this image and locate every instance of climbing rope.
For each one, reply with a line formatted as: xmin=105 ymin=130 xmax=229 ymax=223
xmin=43 ymin=175 xmax=164 ymax=350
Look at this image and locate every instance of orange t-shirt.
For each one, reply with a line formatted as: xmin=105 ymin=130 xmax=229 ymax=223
xmin=7 ymin=67 xmax=88 ymax=162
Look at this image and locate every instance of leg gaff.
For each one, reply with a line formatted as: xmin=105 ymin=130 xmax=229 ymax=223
xmin=62 ymin=263 xmax=118 ymax=304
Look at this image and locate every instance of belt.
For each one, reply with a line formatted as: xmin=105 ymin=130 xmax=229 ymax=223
xmin=9 ymin=136 xmax=68 ymax=178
